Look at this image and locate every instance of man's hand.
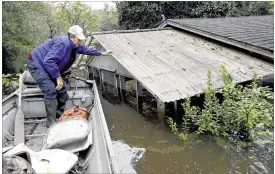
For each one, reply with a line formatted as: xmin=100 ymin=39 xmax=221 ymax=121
xmin=102 ymin=50 xmax=112 ymax=56
xmin=56 ymin=77 xmax=63 ymax=91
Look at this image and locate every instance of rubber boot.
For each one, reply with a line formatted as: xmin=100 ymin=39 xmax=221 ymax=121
xmin=56 ymin=93 xmax=69 ymax=119
xmin=44 ymin=99 xmax=58 ymax=128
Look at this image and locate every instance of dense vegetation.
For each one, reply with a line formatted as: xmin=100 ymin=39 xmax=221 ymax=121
xmin=116 ymin=1 xmax=274 ymax=29
xmin=2 ymin=1 xmax=118 ymax=74
xmin=167 ymin=65 xmax=274 ymax=145
xmin=2 ymin=2 xmax=118 ymax=95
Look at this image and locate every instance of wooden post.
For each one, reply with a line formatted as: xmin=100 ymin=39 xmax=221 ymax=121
xmin=84 ymin=66 xmax=88 ymax=79
xmin=114 ymin=74 xmax=118 ymax=96
xmin=92 ymin=67 xmax=95 ymax=80
xmin=102 ymin=70 xmax=104 ymax=83
xmin=137 ymin=81 xmax=144 ymax=114
xmin=99 ymin=69 xmax=102 ymax=84
xmin=174 ymin=100 xmax=178 ymax=120
xmin=100 ymin=69 xmax=104 ymax=91
xmin=136 ymin=80 xmax=139 ymax=111
xmin=119 ymin=75 xmax=125 ymax=102
xmin=157 ymin=100 xmax=165 ymax=121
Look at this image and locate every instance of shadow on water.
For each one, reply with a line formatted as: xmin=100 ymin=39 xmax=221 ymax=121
xmin=97 ymin=81 xmax=274 ymax=174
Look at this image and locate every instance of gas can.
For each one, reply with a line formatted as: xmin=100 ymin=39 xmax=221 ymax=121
xmin=59 ymin=105 xmax=88 ymax=121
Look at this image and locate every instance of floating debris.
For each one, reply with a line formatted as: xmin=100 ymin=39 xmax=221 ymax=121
xmin=112 ymin=140 xmax=146 ymax=173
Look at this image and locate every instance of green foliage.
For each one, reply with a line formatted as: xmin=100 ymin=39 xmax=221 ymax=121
xmin=190 ymin=2 xmax=233 ymax=18
xmin=228 ymin=1 xmax=272 ymax=17
xmin=168 ymin=65 xmax=274 ymax=144
xmin=268 ymin=1 xmax=274 ymax=13
xmin=117 ymin=1 xmax=273 ymax=30
xmin=56 ymin=2 xmax=102 ymax=33
xmin=2 ymin=74 xmax=19 ymax=96
xmin=3 ymin=44 xmax=16 ymax=74
xmin=3 ymin=2 xmax=54 ymax=73
xmin=2 ymin=74 xmax=19 ymax=88
xmin=116 ymin=2 xmax=163 ymax=29
xmin=167 ymin=117 xmax=189 ymax=141
xmin=3 ymin=1 xmax=119 ymax=74
xmin=159 ymin=2 xmax=200 ymax=19
xmin=98 ymin=3 xmax=119 ymax=31
xmin=167 ymin=117 xmax=178 ymax=135
xmin=238 ymin=141 xmax=249 ymax=147
xmin=178 ymin=133 xmax=188 ymax=141
xmin=2 ymin=78 xmax=9 ymax=86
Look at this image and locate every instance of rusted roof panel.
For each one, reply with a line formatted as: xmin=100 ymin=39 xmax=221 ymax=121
xmin=92 ymin=29 xmax=273 ymax=102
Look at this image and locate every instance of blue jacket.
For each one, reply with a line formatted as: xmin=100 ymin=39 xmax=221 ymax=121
xmin=30 ymin=35 xmax=101 ymax=79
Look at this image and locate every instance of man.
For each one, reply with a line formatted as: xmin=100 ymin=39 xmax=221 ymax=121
xmin=27 ymin=25 xmax=111 ymax=127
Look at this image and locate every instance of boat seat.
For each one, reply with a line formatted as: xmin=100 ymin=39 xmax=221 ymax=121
xmin=22 ymin=88 xmax=43 ymax=96
xmin=22 ymin=71 xmax=43 ymax=96
xmin=42 ymin=119 xmax=93 ymax=153
xmin=23 ymin=70 xmax=37 ymax=85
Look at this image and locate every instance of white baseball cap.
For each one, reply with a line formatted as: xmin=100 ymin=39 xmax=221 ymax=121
xmin=68 ymin=25 xmax=86 ymax=40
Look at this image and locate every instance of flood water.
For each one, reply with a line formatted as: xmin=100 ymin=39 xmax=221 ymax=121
xmin=100 ymin=94 xmax=274 ymax=174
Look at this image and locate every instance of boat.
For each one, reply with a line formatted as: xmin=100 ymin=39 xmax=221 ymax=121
xmin=2 ymin=70 xmax=120 ymax=173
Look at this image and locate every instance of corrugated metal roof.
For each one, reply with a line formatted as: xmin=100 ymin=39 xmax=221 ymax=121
xmin=160 ymin=15 xmax=274 ymax=60
xmin=92 ymin=29 xmax=273 ymax=102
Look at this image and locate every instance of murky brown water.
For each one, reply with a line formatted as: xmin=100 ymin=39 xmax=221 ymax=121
xmin=100 ymin=93 xmax=274 ymax=174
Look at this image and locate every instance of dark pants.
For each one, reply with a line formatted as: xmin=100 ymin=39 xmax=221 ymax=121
xmin=27 ymin=59 xmax=69 ymax=127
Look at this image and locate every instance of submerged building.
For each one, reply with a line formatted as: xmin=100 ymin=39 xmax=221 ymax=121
xmin=75 ymin=15 xmax=274 ymax=121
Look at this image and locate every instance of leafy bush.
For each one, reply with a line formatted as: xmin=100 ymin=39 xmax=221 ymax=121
xmin=167 ymin=65 xmax=274 ymax=143
xmin=2 ymin=74 xmax=19 ymax=96
xmin=3 ymin=44 xmax=16 ymax=74
xmin=117 ymin=1 xmax=274 ymax=30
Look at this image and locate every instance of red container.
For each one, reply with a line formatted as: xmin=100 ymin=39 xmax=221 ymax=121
xmin=59 ymin=105 xmax=88 ymax=121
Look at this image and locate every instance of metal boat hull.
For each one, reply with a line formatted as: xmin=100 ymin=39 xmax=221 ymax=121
xmin=2 ymin=76 xmax=119 ymax=173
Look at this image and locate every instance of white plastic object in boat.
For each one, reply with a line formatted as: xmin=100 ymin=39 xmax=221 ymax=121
xmin=3 ymin=143 xmax=78 ymax=174
xmin=34 ymin=149 xmax=78 ymax=173
xmin=54 ymin=124 xmax=93 ymax=153
xmin=42 ymin=119 xmax=91 ymax=149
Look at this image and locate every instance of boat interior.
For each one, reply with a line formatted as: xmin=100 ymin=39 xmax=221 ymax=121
xmin=2 ymin=70 xmax=118 ymax=173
